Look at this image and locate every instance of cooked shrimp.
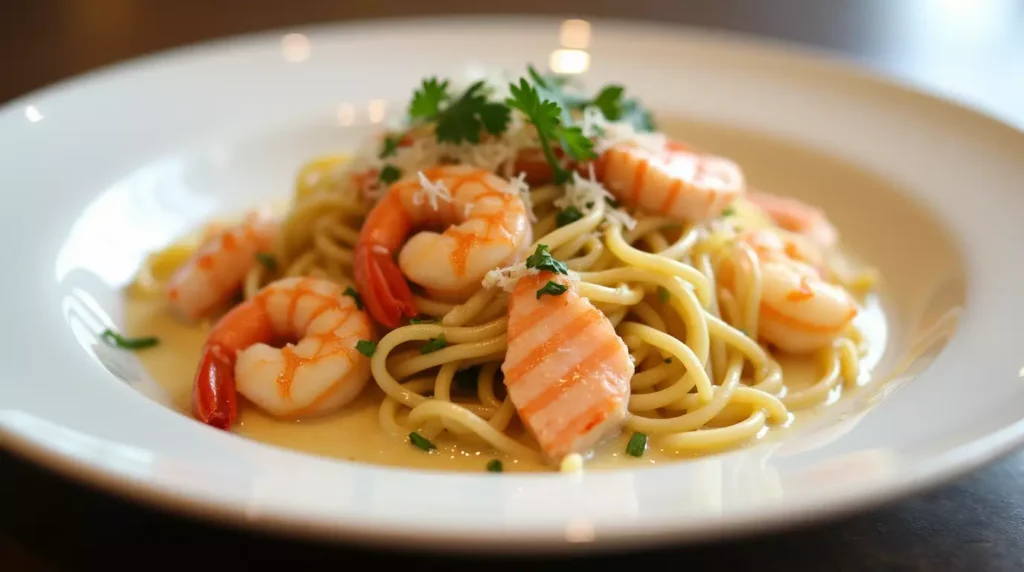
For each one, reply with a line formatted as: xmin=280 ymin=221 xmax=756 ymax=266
xmin=166 ymin=210 xmax=278 ymax=322
xmin=745 ymin=188 xmax=837 ymax=253
xmin=192 ymin=276 xmax=375 ymax=429
xmin=354 ymin=166 xmax=533 ymax=328
xmin=502 ymin=272 xmax=634 ymax=463
xmin=729 ymin=229 xmax=858 ymax=354
xmin=597 ymin=140 xmax=745 ymax=221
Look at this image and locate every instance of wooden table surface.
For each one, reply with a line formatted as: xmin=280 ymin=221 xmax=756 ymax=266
xmin=3 ymin=1 xmax=1024 ymax=570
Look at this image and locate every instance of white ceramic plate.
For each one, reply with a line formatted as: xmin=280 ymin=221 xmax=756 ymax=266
xmin=2 ymin=16 xmax=1024 ymax=554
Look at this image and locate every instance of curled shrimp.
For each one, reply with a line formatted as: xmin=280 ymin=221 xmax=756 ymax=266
xmin=745 ymin=188 xmax=838 ymax=253
xmin=726 ymin=229 xmax=858 ymax=354
xmin=354 ymin=166 xmax=533 ymax=328
xmin=192 ymin=276 xmax=375 ymax=429
xmin=596 ymin=140 xmax=745 ymax=221
xmin=165 ymin=210 xmax=278 ymax=322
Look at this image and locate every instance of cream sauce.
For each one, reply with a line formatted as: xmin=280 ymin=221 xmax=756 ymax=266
xmin=123 ymin=118 xmax=898 ymax=473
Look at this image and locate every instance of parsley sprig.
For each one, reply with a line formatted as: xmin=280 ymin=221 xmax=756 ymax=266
xmin=409 ymin=78 xmax=511 ymax=144
xmin=524 ymin=244 xmax=569 ymax=275
xmin=506 ymin=78 xmax=595 ymax=183
xmin=400 ymin=66 xmax=655 ymax=183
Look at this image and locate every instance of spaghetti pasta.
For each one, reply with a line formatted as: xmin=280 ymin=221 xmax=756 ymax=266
xmin=125 ymin=65 xmax=878 ymax=473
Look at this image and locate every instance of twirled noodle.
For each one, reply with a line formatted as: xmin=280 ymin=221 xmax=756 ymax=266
xmin=135 ymin=150 xmax=872 ymax=469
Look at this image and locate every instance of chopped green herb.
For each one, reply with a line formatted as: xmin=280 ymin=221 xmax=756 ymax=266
xmin=657 ymin=286 xmax=670 ymax=303
xmin=524 ymin=244 xmax=569 ymax=275
xmin=506 ymin=78 xmax=595 ymax=183
xmin=254 ymin=252 xmax=277 ymax=271
xmin=620 ymin=98 xmax=657 ymax=132
xmin=408 ymin=316 xmax=435 ymax=325
xmin=379 ymin=135 xmax=401 ymax=159
xmin=408 ymin=77 xmax=451 ymax=120
xmin=409 ymin=431 xmax=436 ymax=451
xmin=420 ymin=334 xmax=447 ymax=354
xmin=664 ymin=358 xmax=672 ymax=364
xmin=555 ymin=206 xmax=584 ymax=228
xmin=591 ymin=85 xmax=625 ymax=120
xmin=524 ymin=65 xmax=655 ymax=131
xmin=379 ymin=165 xmax=402 ymax=185
xmin=100 ymin=329 xmax=159 ymax=350
xmin=605 ymin=196 xmax=621 ymax=209
xmin=486 ymin=459 xmax=504 ymax=473
xmin=434 ymin=80 xmax=511 ymax=144
xmin=343 ymin=286 xmax=363 ymax=310
xmin=626 ymin=432 xmax=648 ymax=457
xmin=721 ymin=206 xmax=736 ymax=217
xmin=355 ymin=339 xmax=377 ymax=357
xmin=536 ymin=280 xmax=568 ymax=299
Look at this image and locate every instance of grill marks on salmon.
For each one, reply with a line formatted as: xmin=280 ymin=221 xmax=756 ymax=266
xmin=502 ymin=272 xmax=634 ymax=462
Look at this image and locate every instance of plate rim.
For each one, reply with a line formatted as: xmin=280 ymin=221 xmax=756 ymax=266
xmin=3 ymin=14 xmax=1024 ymax=554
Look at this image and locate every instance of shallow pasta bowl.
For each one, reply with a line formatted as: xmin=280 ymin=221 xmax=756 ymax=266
xmin=2 ymin=15 xmax=1024 ymax=554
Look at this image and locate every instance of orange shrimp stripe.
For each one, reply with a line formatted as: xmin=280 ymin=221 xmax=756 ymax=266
xmin=519 ymin=336 xmax=625 ymax=422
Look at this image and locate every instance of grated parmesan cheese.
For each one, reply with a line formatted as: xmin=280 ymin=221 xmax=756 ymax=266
xmin=482 ymin=262 xmax=539 ymax=292
xmin=582 ymin=105 xmax=666 ymax=155
xmin=482 ymin=259 xmax=580 ymax=292
xmin=555 ymin=164 xmax=638 ymax=231
xmin=413 ymin=170 xmax=451 ymax=210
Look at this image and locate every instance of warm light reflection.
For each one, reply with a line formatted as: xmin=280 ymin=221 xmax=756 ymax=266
xmin=280 ymin=33 xmax=311 ymax=62
xmin=367 ymin=99 xmax=387 ymax=124
xmin=559 ymin=19 xmax=591 ymax=49
xmin=565 ymin=518 xmax=596 ymax=542
xmin=24 ymin=105 xmax=43 ymax=123
xmin=549 ymin=49 xmax=590 ymax=75
xmin=336 ymin=103 xmax=355 ymax=126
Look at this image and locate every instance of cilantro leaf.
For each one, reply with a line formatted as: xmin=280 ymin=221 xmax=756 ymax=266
xmin=408 ymin=316 xmax=435 ymax=325
xmin=434 ymin=81 xmax=511 ymax=144
xmin=379 ymin=165 xmax=401 ymax=185
xmin=355 ymin=339 xmax=377 ymax=357
xmin=558 ymin=126 xmax=595 ymax=162
xmin=591 ymin=85 xmax=625 ymax=120
xmin=379 ymin=135 xmax=401 ymax=159
xmin=420 ymin=334 xmax=447 ymax=354
xmin=506 ymin=78 xmax=594 ymax=183
xmin=409 ymin=77 xmax=450 ymax=120
xmin=556 ymin=206 xmax=584 ymax=228
xmin=524 ymin=244 xmax=569 ymax=275
xmin=343 ymin=286 xmax=363 ymax=310
xmin=536 ymin=280 xmax=568 ymax=299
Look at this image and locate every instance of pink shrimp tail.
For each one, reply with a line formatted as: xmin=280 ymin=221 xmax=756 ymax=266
xmin=354 ymin=243 xmax=418 ymax=329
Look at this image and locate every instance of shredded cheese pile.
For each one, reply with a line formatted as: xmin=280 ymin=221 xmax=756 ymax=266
xmin=581 ymin=106 xmax=665 ymax=155
xmin=481 ymin=262 xmax=539 ymax=292
xmin=556 ymin=165 xmax=638 ymax=231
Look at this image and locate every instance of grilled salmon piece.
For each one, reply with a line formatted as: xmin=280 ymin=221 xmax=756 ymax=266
xmin=502 ymin=272 xmax=633 ymax=463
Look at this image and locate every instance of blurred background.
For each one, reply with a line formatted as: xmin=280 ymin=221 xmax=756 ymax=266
xmin=3 ymin=0 xmax=1023 ymax=125
xmin=2 ymin=1 xmax=1024 ymax=570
